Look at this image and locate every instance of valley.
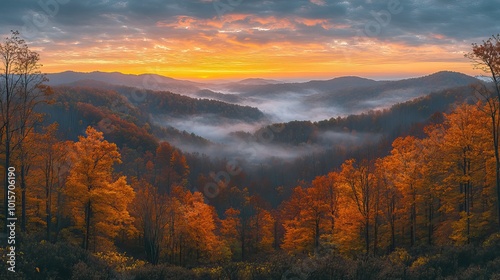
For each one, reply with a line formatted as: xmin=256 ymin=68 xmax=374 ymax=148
xmin=1 ymin=1 xmax=499 ymax=277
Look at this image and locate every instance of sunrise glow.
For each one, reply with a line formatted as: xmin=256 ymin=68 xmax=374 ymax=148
xmin=2 ymin=1 xmax=494 ymax=80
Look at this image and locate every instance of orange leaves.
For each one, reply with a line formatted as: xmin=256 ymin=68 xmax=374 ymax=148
xmin=278 ymin=101 xmax=500 ymax=254
xmin=338 ymin=159 xmax=378 ymax=253
xmin=467 ymin=34 xmax=500 ymax=76
xmin=220 ymin=207 xmax=242 ymax=256
xmin=65 ymin=126 xmax=135 ymax=251
xmin=180 ymin=189 xmax=224 ymax=262
xmin=429 ymin=103 xmax=495 ymax=244
xmin=281 ymin=176 xmax=341 ymax=254
xmin=154 ymin=142 xmax=190 ymax=193
xmin=251 ymin=208 xmax=275 ymax=253
xmin=281 ymin=217 xmax=313 ymax=254
xmin=92 ymin=176 xmax=135 ymax=237
xmin=134 ymin=182 xmax=225 ymax=264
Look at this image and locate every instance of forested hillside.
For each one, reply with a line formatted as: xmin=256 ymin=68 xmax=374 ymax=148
xmin=1 ymin=31 xmax=500 ymax=280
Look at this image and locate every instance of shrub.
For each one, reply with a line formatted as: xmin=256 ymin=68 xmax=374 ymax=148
xmin=71 ymin=261 xmax=114 ymax=280
xmin=95 ymin=251 xmax=146 ymax=272
xmin=458 ymin=265 xmax=489 ymax=280
xmin=132 ymin=264 xmax=198 ymax=280
xmin=12 ymin=238 xmax=113 ymax=280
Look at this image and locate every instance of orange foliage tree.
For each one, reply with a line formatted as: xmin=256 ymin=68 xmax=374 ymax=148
xmin=27 ymin=123 xmax=73 ymax=241
xmin=221 ymin=207 xmax=243 ymax=259
xmin=65 ymin=126 xmax=135 ymax=251
xmin=339 ymin=159 xmax=377 ymax=254
xmin=281 ymin=174 xmax=340 ymax=254
xmin=466 ymin=35 xmax=500 ymax=228
xmin=154 ymin=142 xmax=189 ymax=194
xmin=131 ymin=178 xmax=169 ymax=264
xmin=248 ymin=195 xmax=275 ymax=255
xmin=383 ymin=137 xmax=424 ymax=247
xmin=426 ymin=103 xmax=494 ymax=244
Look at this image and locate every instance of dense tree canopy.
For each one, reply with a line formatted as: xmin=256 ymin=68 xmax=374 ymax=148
xmin=3 ymin=32 xmax=500 ymax=279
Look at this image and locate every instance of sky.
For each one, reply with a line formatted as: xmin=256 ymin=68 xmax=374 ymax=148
xmin=0 ymin=0 xmax=498 ymax=81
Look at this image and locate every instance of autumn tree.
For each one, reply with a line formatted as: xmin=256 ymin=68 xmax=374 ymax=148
xmin=249 ymin=207 xmax=275 ymax=254
xmin=163 ymin=192 xmax=185 ymax=264
xmin=383 ymin=137 xmax=424 ymax=247
xmin=219 ymin=187 xmax=252 ymax=260
xmin=419 ymin=124 xmax=447 ymax=246
xmin=466 ymin=34 xmax=500 ymax=228
xmin=66 ymin=126 xmax=135 ymax=251
xmin=281 ymin=177 xmax=338 ymax=254
xmin=281 ymin=186 xmax=313 ymax=254
xmin=221 ymin=207 xmax=243 ymax=260
xmin=339 ymin=159 xmax=376 ymax=254
xmin=28 ymin=123 xmax=72 ymax=241
xmin=375 ymin=158 xmax=400 ymax=251
xmin=154 ymin=142 xmax=189 ymax=194
xmin=313 ymin=172 xmax=340 ymax=247
xmin=131 ymin=178 xmax=168 ymax=264
xmin=180 ymin=189 xmax=224 ymax=264
xmin=0 ymin=30 xmax=49 ymax=236
xmin=248 ymin=195 xmax=275 ymax=255
xmin=426 ymin=104 xmax=494 ymax=244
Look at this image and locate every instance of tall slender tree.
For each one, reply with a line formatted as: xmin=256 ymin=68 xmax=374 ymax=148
xmin=66 ymin=126 xmax=135 ymax=251
xmin=0 ymin=30 xmax=49 ymax=237
xmin=466 ymin=34 xmax=500 ymax=228
xmin=339 ymin=159 xmax=376 ymax=254
xmin=131 ymin=178 xmax=169 ymax=264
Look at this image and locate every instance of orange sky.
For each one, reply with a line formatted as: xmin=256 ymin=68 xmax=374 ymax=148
xmin=36 ymin=34 xmax=480 ymax=81
xmin=7 ymin=2 xmax=491 ymax=81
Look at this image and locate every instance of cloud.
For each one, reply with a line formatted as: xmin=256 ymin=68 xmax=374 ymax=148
xmin=6 ymin=0 xmax=498 ymax=43
xmin=1 ymin=0 xmax=498 ymax=79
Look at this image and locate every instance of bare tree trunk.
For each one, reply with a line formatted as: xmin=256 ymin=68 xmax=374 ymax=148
xmin=496 ymin=156 xmax=500 ymax=228
xmin=83 ymin=200 xmax=91 ymax=250
xmin=365 ymin=218 xmax=370 ymax=254
xmin=489 ymin=106 xmax=500 ymax=229
xmin=374 ymin=187 xmax=379 ymax=254
xmin=3 ymin=70 xmax=11 ymax=241
xmin=428 ymin=194 xmax=433 ymax=246
xmin=391 ymin=214 xmax=395 ymax=251
xmin=241 ymin=223 xmax=245 ymax=261
xmin=55 ymin=185 xmax=63 ymax=242
xmin=273 ymin=219 xmax=279 ymax=250
xmin=20 ymin=159 xmax=26 ymax=232
xmin=46 ymin=176 xmax=51 ymax=241
xmin=4 ymin=126 xmax=10 ymax=241
xmin=492 ymin=73 xmax=500 ymax=229
xmin=315 ymin=218 xmax=320 ymax=250
xmin=410 ymin=184 xmax=416 ymax=247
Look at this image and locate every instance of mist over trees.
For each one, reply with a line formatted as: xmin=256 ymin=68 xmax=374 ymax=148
xmin=1 ymin=32 xmax=500 ymax=279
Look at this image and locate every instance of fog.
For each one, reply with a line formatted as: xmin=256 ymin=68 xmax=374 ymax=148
xmin=149 ymin=80 xmax=445 ymax=163
xmin=151 ymin=113 xmax=269 ymax=143
xmin=150 ymin=109 xmax=383 ymax=164
xmin=169 ymin=136 xmax=324 ymax=163
xmin=188 ymin=86 xmax=430 ymax=124
xmin=239 ymin=95 xmax=345 ymax=123
xmin=358 ymin=88 xmax=421 ymax=110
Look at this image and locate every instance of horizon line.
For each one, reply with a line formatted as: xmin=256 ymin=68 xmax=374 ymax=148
xmin=43 ymin=69 xmax=482 ymax=83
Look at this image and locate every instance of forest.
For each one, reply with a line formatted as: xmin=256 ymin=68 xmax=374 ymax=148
xmin=1 ymin=31 xmax=500 ymax=280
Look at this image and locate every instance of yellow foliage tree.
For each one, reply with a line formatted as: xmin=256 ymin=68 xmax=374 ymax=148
xmin=281 ymin=182 xmax=334 ymax=254
xmin=220 ymin=207 xmax=243 ymax=259
xmin=183 ymin=191 xmax=225 ymax=263
xmin=131 ymin=178 xmax=168 ymax=264
xmin=249 ymin=207 xmax=275 ymax=254
xmin=66 ymin=126 xmax=135 ymax=251
xmin=429 ymin=103 xmax=494 ymax=244
xmin=28 ymin=123 xmax=73 ymax=241
xmin=383 ymin=137 xmax=424 ymax=247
